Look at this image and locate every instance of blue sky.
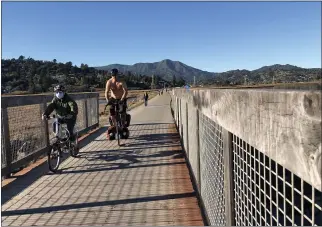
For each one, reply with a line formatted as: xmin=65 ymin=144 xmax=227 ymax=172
xmin=2 ymin=2 xmax=321 ymax=72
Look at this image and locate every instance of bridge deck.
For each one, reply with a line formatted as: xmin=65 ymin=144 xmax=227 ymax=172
xmin=1 ymin=95 xmax=204 ymax=226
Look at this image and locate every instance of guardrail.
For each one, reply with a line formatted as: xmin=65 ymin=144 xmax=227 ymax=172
xmin=1 ymin=92 xmax=99 ymax=177
xmin=170 ymin=88 xmax=322 ymax=226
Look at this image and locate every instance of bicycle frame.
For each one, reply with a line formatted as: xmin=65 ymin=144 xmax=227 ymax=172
xmin=105 ymin=100 xmax=129 ymax=145
xmin=47 ymin=115 xmax=79 ymax=172
xmin=53 ymin=118 xmax=62 ymax=138
xmin=106 ymin=101 xmax=126 ymax=127
xmin=115 ymin=104 xmax=124 ymax=127
xmin=51 ymin=117 xmax=70 ymax=142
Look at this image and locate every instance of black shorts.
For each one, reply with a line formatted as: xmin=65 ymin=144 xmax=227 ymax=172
xmin=109 ymin=98 xmax=127 ymax=116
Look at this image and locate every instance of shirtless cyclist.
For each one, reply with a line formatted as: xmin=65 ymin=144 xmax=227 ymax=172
xmin=105 ymin=68 xmax=128 ymax=128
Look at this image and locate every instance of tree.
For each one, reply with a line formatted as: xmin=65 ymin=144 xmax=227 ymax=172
xmin=53 ymin=59 xmax=57 ymax=64
xmin=172 ymin=74 xmax=176 ymax=87
xmin=65 ymin=61 xmax=73 ymax=69
xmin=80 ymin=63 xmax=89 ymax=74
xmin=18 ymin=55 xmax=25 ymax=61
xmin=177 ymin=77 xmax=186 ymax=87
xmin=80 ymin=75 xmax=89 ymax=86
xmin=28 ymin=75 xmax=36 ymax=93
xmin=39 ymin=68 xmax=51 ymax=92
xmin=269 ymin=70 xmax=275 ymax=84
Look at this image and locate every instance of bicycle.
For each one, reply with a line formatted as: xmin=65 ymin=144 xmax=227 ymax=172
xmin=105 ymin=99 xmax=130 ymax=146
xmin=44 ymin=114 xmax=79 ymax=172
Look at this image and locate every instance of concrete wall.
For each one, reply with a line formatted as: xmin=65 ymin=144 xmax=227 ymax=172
xmin=171 ymin=88 xmax=321 ymax=191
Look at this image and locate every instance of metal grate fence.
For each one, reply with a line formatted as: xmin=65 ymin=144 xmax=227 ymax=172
xmin=232 ymin=134 xmax=322 ymax=226
xmin=87 ymin=97 xmax=98 ymax=128
xmin=199 ymin=113 xmax=226 ymax=226
xmin=187 ymin=104 xmax=200 ymax=186
xmin=1 ymin=111 xmax=7 ymax=168
xmin=7 ymin=104 xmax=46 ymax=164
xmin=170 ymin=93 xmax=322 ymax=226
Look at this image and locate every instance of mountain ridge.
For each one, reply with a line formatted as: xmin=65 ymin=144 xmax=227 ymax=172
xmin=95 ymin=59 xmax=321 ymax=84
xmin=95 ymin=59 xmax=215 ymax=82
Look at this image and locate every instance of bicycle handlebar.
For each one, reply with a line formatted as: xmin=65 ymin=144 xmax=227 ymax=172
xmin=44 ymin=114 xmax=73 ymax=120
xmin=104 ymin=99 xmax=125 ymax=112
xmin=107 ymin=99 xmax=124 ymax=106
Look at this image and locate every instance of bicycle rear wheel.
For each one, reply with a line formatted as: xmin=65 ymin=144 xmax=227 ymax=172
xmin=69 ymin=125 xmax=79 ymax=158
xmin=69 ymin=131 xmax=79 ymax=157
xmin=48 ymin=144 xmax=61 ymax=172
xmin=116 ymin=123 xmax=120 ymax=146
xmin=70 ymin=140 xmax=79 ymax=157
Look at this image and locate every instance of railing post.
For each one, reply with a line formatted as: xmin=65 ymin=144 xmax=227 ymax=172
xmin=186 ymin=102 xmax=189 ymax=157
xmin=196 ymin=109 xmax=201 ymax=192
xmin=223 ymin=128 xmax=235 ymax=226
xmin=180 ymin=99 xmax=182 ymax=136
xmin=40 ymin=103 xmax=50 ymax=148
xmin=83 ymin=99 xmax=88 ymax=129
xmin=2 ymin=108 xmax=12 ymax=176
xmin=96 ymin=95 xmax=99 ymax=126
xmin=176 ymin=97 xmax=179 ymax=126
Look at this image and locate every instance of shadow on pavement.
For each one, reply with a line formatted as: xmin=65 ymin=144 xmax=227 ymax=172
xmin=124 ymin=132 xmax=180 ymax=148
xmin=130 ymin=123 xmax=173 ymax=126
xmin=53 ymin=161 xmax=186 ymax=175
xmin=1 ymin=127 xmax=108 ymax=205
xmin=2 ymin=192 xmax=196 ymax=216
xmin=79 ymin=148 xmax=183 ymax=163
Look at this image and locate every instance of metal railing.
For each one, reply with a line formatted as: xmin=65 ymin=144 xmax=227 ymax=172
xmin=1 ymin=92 xmax=99 ymax=177
xmin=170 ymin=89 xmax=322 ymax=226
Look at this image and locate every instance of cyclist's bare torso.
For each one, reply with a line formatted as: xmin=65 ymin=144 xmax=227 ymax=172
xmin=105 ymin=78 xmax=127 ymax=100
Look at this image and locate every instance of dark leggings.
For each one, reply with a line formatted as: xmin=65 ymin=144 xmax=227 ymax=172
xmin=66 ymin=118 xmax=76 ymax=141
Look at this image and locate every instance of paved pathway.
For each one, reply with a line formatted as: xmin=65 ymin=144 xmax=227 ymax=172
xmin=1 ymin=94 xmax=204 ymax=226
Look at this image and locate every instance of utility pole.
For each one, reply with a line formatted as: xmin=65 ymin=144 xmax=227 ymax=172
xmin=194 ymin=76 xmax=196 ymax=87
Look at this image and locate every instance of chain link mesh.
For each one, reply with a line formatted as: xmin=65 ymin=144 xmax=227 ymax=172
xmin=232 ymin=134 xmax=322 ymax=226
xmin=76 ymin=100 xmax=85 ymax=130
xmin=175 ymin=98 xmax=179 ymax=127
xmin=2 ymin=111 xmax=7 ymax=168
xmin=87 ymin=98 xmax=98 ymax=127
xmin=199 ymin=113 xmax=226 ymax=226
xmin=187 ymin=104 xmax=200 ymax=186
xmin=178 ymin=99 xmax=182 ymax=136
xmin=7 ymin=104 xmax=46 ymax=163
xmin=181 ymin=101 xmax=188 ymax=152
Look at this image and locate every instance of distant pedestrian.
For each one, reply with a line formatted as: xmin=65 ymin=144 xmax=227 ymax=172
xmin=143 ymin=92 xmax=149 ymax=106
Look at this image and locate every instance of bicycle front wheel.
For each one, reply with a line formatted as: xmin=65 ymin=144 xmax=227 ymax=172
xmin=48 ymin=145 xmax=61 ymax=172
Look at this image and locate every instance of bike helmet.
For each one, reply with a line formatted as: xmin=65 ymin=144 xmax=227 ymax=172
xmin=54 ymin=84 xmax=66 ymax=92
xmin=111 ymin=68 xmax=118 ymax=76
